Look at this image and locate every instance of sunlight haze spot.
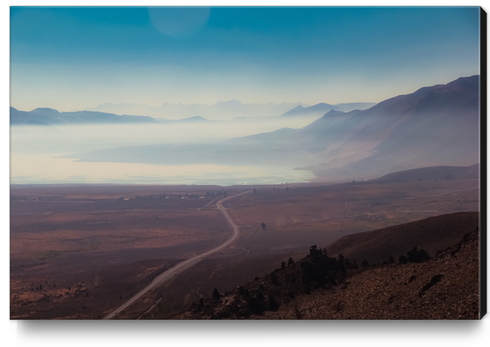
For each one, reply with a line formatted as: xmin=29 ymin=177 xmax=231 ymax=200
xmin=148 ymin=7 xmax=210 ymax=38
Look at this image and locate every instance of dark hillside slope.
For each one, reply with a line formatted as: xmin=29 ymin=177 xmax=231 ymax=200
xmin=372 ymin=164 xmax=479 ymax=183
xmin=174 ymin=212 xmax=480 ymax=320
xmin=260 ymin=227 xmax=480 ymax=319
xmin=325 ymin=212 xmax=478 ymax=265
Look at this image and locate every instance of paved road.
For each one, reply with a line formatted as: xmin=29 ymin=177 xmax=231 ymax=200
xmin=104 ymin=190 xmax=251 ymax=319
xmin=345 ymin=202 xmax=353 ymax=217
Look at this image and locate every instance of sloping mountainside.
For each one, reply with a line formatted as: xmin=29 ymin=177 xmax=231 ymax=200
xmin=174 ymin=212 xmax=480 ymax=320
xmin=292 ymin=75 xmax=480 ymax=179
xmin=68 ymin=76 xmax=480 ymax=182
xmin=232 ymin=75 xmax=479 ymax=178
xmin=10 ymin=107 xmax=157 ymax=125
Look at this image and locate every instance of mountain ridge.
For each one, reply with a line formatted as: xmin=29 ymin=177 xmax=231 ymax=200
xmin=10 ymin=107 xmax=158 ymax=125
xmin=279 ymin=102 xmax=376 ymax=118
xmin=59 ymin=75 xmax=480 ymax=183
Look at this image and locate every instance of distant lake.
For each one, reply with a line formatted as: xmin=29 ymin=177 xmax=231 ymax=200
xmin=10 ymin=121 xmax=317 ymax=185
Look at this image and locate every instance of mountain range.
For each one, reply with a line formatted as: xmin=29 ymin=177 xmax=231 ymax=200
xmin=9 ymin=108 xmax=220 ymax=126
xmin=10 ymin=107 xmax=158 ymax=126
xmin=65 ymin=75 xmax=480 ymax=182
xmin=10 ymin=101 xmax=376 ymax=125
xmin=84 ymin=100 xmax=375 ymax=121
xmin=227 ymin=75 xmax=480 ymax=180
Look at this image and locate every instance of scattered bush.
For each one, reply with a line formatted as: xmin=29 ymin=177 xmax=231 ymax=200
xmin=270 ymin=272 xmax=279 ymax=286
xmin=399 ymin=255 xmax=408 ymax=264
xmin=212 ymin=288 xmax=221 ymax=301
xmin=268 ymin=295 xmax=279 ymax=311
xmin=407 ymin=246 xmax=430 ymax=263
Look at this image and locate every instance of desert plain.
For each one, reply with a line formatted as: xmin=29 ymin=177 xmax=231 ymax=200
xmin=10 ymin=172 xmax=479 ymax=319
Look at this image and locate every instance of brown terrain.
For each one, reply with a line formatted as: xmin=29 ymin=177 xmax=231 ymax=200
xmin=10 ymin=185 xmax=240 ymax=319
xmin=10 ymin=166 xmax=481 ymax=320
xmin=177 ymin=212 xmax=481 ymax=320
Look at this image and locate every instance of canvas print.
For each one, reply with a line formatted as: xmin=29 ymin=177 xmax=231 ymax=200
xmin=10 ymin=6 xmax=485 ymax=320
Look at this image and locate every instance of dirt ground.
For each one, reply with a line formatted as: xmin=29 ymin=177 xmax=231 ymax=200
xmin=10 ymin=178 xmax=479 ymax=319
xmin=226 ymin=179 xmax=479 ymax=236
xmin=10 ymin=185 xmax=236 ymax=319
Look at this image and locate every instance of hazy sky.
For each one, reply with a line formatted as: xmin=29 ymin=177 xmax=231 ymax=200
xmin=10 ymin=6 xmax=480 ymax=112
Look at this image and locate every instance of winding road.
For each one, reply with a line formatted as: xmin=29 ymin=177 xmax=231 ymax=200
xmin=345 ymin=201 xmax=353 ymax=217
xmin=104 ymin=190 xmax=251 ymax=320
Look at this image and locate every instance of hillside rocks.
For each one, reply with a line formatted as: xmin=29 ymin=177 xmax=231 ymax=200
xmin=176 ymin=217 xmax=480 ymax=320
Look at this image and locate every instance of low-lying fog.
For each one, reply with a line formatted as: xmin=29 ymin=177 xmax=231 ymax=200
xmin=10 ymin=117 xmax=319 ymax=185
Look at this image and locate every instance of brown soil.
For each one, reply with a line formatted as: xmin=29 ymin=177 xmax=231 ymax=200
xmin=10 ymin=177 xmax=480 ymax=320
xmin=264 ymin=230 xmax=480 ymax=319
xmin=10 ymin=185 xmax=236 ymax=319
xmin=176 ymin=212 xmax=481 ymax=320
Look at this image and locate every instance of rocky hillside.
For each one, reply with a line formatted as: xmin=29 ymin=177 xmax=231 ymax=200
xmin=175 ymin=212 xmax=481 ymax=320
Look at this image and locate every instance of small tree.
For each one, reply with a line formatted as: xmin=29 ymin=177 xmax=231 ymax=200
xmin=309 ymin=245 xmax=318 ymax=256
xmin=287 ymin=257 xmax=294 ymax=266
xmin=361 ymin=259 xmax=369 ymax=268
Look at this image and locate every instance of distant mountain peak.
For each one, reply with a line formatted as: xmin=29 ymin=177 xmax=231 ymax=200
xmin=323 ymin=109 xmax=346 ymax=116
xmin=30 ymin=107 xmax=60 ymax=114
xmin=11 ymin=107 xmax=158 ymax=125
xmin=180 ymin=116 xmax=208 ymax=122
xmin=213 ymin=100 xmax=243 ymax=106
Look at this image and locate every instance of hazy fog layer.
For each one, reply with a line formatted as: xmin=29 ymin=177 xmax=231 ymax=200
xmin=10 ymin=76 xmax=480 ymax=185
xmin=10 ymin=117 xmax=319 ymax=185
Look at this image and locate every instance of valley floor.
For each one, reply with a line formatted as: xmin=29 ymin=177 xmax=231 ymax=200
xmin=9 ymin=176 xmax=481 ymax=319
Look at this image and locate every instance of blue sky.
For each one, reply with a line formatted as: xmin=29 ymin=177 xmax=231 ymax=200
xmin=10 ymin=6 xmax=480 ymax=111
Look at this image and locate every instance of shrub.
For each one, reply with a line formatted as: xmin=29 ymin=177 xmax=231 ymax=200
xmin=399 ymin=255 xmax=408 ymax=264
xmin=212 ymin=288 xmax=221 ymax=301
xmin=270 ymin=272 xmax=279 ymax=286
xmin=407 ymin=247 xmax=430 ymax=263
xmin=268 ymin=295 xmax=279 ymax=311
